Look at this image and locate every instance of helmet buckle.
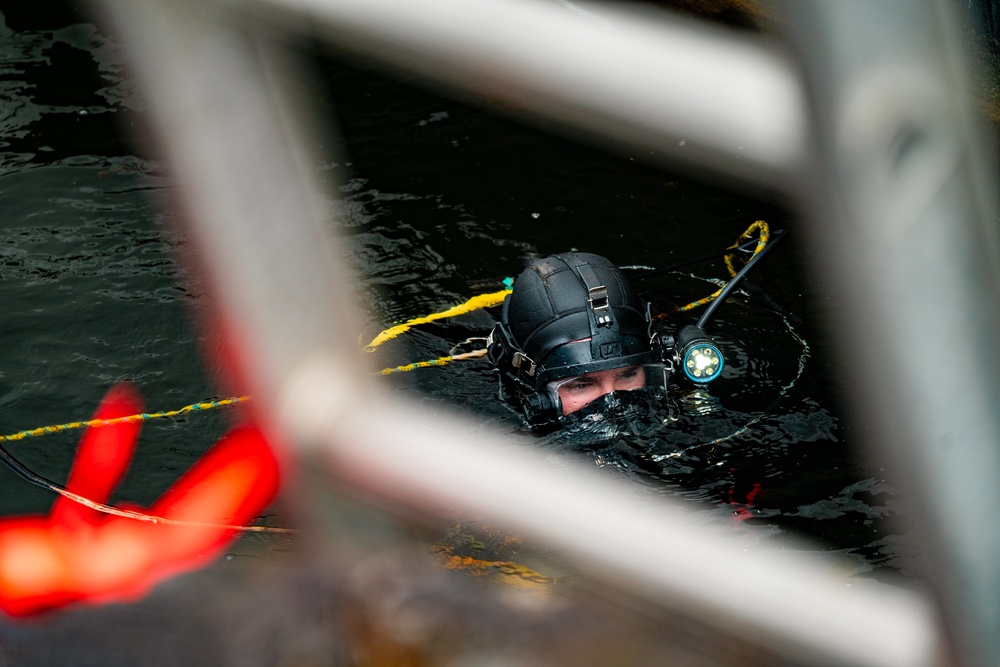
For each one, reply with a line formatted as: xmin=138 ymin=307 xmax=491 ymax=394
xmin=575 ymin=263 xmax=610 ymax=319
xmin=512 ymin=351 xmax=537 ymax=377
xmin=589 ymin=287 xmax=609 ymax=312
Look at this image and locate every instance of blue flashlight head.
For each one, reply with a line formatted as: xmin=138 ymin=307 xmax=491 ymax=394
xmin=676 ymin=325 xmax=724 ymax=384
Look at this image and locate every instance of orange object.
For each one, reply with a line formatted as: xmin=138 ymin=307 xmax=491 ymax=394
xmin=0 ymin=383 xmax=280 ymax=616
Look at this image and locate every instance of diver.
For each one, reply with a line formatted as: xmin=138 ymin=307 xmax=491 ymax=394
xmin=486 ymin=235 xmax=783 ymax=436
xmin=487 ymin=252 xmax=669 ymax=431
xmin=487 ymin=251 xmax=692 ymax=437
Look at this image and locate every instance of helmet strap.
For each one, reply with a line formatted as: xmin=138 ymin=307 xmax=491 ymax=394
xmin=573 ymin=261 xmax=627 ymax=363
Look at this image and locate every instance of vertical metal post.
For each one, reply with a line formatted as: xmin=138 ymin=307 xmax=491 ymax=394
xmin=781 ymin=2 xmax=1000 ymax=665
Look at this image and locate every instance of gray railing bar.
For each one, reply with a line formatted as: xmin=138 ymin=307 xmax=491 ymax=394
xmin=280 ymin=360 xmax=941 ymax=667
xmin=780 ymin=1 xmax=1000 ymax=666
xmin=227 ymin=0 xmax=806 ymax=190
xmin=94 ymin=0 xmax=943 ymax=665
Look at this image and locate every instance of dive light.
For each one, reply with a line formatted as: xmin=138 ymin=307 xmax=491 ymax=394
xmin=635 ymin=228 xmax=787 ymax=387
xmin=676 ymin=325 xmax=724 ymax=384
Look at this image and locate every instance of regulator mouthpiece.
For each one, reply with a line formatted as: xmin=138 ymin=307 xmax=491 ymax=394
xmin=676 ymin=325 xmax=724 ymax=384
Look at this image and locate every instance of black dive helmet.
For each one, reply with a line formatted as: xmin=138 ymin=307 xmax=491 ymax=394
xmin=488 ymin=252 xmax=667 ymax=427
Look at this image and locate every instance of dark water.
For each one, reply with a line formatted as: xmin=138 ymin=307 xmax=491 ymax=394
xmin=0 ymin=4 xmax=917 ymax=580
xmin=0 ymin=7 xmax=231 ymax=515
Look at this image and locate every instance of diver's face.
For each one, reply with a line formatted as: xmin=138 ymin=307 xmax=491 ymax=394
xmin=556 ymin=366 xmax=646 ymax=415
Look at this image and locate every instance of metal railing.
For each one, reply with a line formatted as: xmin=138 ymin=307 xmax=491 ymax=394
xmin=82 ymin=0 xmax=1000 ymax=664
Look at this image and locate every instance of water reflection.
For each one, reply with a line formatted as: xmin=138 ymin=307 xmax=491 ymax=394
xmin=0 ymin=10 xmax=221 ymax=516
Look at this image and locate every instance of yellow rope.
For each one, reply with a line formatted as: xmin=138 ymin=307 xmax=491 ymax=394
xmin=662 ymin=220 xmax=770 ymax=318
xmin=724 ymin=219 xmax=769 ymax=278
xmin=365 ymin=288 xmax=510 ymax=351
xmin=378 ymin=349 xmax=487 ymax=375
xmin=0 ymin=396 xmax=251 ymax=443
xmin=672 ymin=291 xmax=723 ymax=315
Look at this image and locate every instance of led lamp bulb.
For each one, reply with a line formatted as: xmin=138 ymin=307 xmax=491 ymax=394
xmin=676 ymin=326 xmax=724 ymax=384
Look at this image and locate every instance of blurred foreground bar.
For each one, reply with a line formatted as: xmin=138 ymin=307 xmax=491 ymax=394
xmin=781 ymin=2 xmax=1000 ymax=666
xmin=57 ymin=0 xmax=1000 ymax=665
xmin=234 ymin=0 xmax=807 ymax=191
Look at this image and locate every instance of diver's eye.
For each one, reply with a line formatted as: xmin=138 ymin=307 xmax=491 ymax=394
xmin=612 ymin=366 xmax=646 ymax=391
xmin=562 ymin=380 xmax=595 ymax=394
xmin=617 ymin=367 xmax=639 ymax=380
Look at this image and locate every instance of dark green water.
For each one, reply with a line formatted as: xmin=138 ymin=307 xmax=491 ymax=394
xmin=0 ymin=4 xmax=917 ymax=579
xmin=0 ymin=8 xmax=236 ymax=519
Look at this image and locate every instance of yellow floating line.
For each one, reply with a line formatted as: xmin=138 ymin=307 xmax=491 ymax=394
xmin=0 ymin=396 xmax=251 ymax=443
xmin=672 ymin=289 xmax=723 ymax=314
xmin=724 ymin=219 xmax=769 ymax=278
xmin=365 ymin=289 xmax=510 ymax=351
xmin=378 ymin=349 xmax=487 ymax=375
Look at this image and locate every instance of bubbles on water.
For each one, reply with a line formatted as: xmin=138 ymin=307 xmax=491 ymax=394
xmin=542 ymin=389 xmax=667 ymax=448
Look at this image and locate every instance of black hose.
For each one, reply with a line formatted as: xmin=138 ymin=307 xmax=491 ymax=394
xmin=0 ymin=442 xmax=64 ymax=493
xmin=696 ymin=229 xmax=788 ymax=330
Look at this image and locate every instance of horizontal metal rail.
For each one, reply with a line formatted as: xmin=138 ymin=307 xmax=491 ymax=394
xmin=230 ymin=0 xmax=806 ymax=190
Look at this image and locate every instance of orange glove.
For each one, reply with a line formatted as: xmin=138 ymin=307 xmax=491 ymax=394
xmin=0 ymin=383 xmax=280 ymax=616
